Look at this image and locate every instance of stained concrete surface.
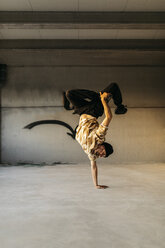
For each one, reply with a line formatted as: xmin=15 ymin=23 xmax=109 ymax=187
xmin=0 ymin=163 xmax=165 ymax=248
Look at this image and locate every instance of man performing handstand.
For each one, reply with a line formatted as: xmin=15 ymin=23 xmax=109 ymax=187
xmin=63 ymin=83 xmax=127 ymax=189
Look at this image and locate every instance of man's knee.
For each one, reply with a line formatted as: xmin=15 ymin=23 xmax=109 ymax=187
xmin=66 ymin=90 xmax=73 ymax=99
xmin=110 ymin=82 xmax=118 ymax=88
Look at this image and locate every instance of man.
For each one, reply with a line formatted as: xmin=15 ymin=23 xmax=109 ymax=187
xmin=63 ymin=83 xmax=127 ymax=189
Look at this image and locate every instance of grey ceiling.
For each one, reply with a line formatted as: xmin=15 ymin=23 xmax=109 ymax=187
xmin=0 ymin=0 xmax=165 ymax=11
xmin=0 ymin=0 xmax=165 ymax=40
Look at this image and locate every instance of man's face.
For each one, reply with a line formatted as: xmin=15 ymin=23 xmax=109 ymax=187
xmin=95 ymin=145 xmax=106 ymax=158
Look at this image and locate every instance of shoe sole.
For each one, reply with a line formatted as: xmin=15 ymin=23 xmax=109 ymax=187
xmin=115 ymin=108 xmax=127 ymax=115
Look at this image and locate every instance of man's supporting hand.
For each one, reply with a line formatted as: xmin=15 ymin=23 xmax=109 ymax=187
xmin=91 ymin=161 xmax=108 ymax=189
xmin=96 ymin=185 xmax=109 ymax=189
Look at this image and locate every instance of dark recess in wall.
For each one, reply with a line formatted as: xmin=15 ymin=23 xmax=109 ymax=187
xmin=0 ymin=64 xmax=7 ymax=163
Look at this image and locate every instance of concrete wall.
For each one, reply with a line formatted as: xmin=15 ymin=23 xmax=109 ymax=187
xmin=1 ymin=52 xmax=165 ymax=164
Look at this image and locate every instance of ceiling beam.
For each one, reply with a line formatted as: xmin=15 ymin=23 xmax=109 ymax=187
xmin=0 ymin=49 xmax=164 ymax=66
xmin=0 ymin=39 xmax=165 ymax=49
xmin=0 ymin=11 xmax=165 ymax=29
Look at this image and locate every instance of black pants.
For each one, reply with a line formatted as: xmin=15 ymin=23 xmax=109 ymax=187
xmin=66 ymin=83 xmax=123 ymax=118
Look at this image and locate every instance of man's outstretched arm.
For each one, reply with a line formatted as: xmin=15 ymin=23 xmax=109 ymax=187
xmin=90 ymin=160 xmax=108 ymax=189
xmin=100 ymin=92 xmax=112 ymax=127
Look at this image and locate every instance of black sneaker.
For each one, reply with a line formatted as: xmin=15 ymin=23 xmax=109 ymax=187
xmin=115 ymin=104 xmax=127 ymax=115
xmin=62 ymin=91 xmax=74 ymax=110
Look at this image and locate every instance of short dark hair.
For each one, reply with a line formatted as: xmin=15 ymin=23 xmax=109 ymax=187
xmin=102 ymin=142 xmax=113 ymax=157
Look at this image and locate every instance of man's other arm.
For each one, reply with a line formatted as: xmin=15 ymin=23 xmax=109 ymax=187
xmin=100 ymin=92 xmax=112 ymax=127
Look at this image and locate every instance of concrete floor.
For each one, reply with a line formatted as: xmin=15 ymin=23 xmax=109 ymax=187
xmin=0 ymin=163 xmax=165 ymax=248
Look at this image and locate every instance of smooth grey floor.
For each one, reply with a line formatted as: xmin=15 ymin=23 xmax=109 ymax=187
xmin=0 ymin=163 xmax=165 ymax=248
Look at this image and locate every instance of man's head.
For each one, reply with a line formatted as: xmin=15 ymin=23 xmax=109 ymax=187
xmin=94 ymin=142 xmax=113 ymax=158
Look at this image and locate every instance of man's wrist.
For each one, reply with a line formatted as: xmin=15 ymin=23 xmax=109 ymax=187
xmin=101 ymin=98 xmax=108 ymax=105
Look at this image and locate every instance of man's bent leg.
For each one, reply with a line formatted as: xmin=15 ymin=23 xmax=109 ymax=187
xmin=101 ymin=82 xmax=122 ymax=106
xmin=66 ymin=89 xmax=98 ymax=109
xmin=101 ymin=82 xmax=127 ymax=114
xmin=65 ymin=89 xmax=104 ymax=118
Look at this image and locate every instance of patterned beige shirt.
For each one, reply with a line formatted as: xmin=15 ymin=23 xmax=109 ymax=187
xmin=75 ymin=115 xmax=108 ymax=161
